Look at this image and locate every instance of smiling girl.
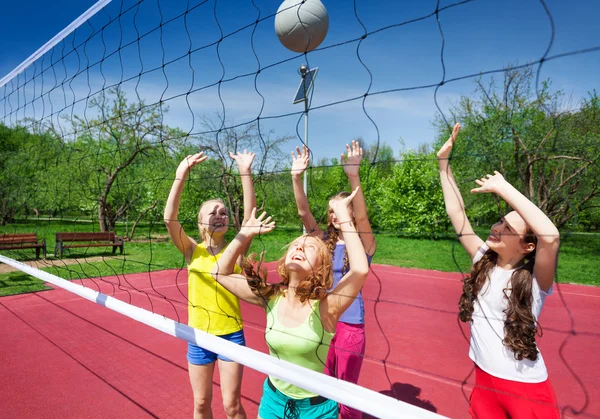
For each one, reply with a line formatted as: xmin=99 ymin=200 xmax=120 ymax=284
xmin=164 ymin=150 xmax=256 ymax=419
xmin=290 ymin=141 xmax=376 ymax=419
xmin=212 ymin=188 xmax=369 ymax=419
xmin=438 ymin=123 xmax=561 ymax=418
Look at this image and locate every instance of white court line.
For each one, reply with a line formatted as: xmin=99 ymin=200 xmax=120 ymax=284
xmin=371 ymin=266 xmax=600 ymax=299
xmin=22 ymin=279 xmax=188 ymax=308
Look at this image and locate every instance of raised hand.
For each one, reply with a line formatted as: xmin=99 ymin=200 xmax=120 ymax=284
xmin=291 ymin=145 xmax=310 ymax=176
xmin=330 ymin=186 xmax=360 ymax=219
xmin=241 ymin=208 xmax=276 ymax=237
xmin=176 ymin=152 xmax=208 ymax=178
xmin=437 ymin=123 xmax=461 ymax=162
xmin=341 ymin=140 xmax=363 ymax=178
xmin=471 ymin=171 xmax=509 ymax=195
xmin=230 ymin=149 xmax=256 ymax=175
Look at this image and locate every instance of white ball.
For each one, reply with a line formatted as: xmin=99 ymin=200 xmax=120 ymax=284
xmin=274 ymin=0 xmax=329 ymax=53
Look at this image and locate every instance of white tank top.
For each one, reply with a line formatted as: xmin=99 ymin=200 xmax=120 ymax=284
xmin=469 ymin=244 xmax=552 ymax=383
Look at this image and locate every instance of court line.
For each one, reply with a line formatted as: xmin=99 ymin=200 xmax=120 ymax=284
xmin=372 ymin=266 xmax=600 ymax=299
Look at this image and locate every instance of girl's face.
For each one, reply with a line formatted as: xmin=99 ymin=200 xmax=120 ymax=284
xmin=285 ymin=236 xmax=325 ymax=274
xmin=198 ymin=200 xmax=229 ymax=236
xmin=328 ymin=197 xmax=353 ymax=229
xmin=486 ymin=211 xmax=534 ymax=257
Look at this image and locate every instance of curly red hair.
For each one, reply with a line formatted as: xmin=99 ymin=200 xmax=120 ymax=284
xmin=241 ymin=235 xmax=333 ymax=303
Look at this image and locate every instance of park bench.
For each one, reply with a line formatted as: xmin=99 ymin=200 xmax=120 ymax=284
xmin=0 ymin=233 xmax=47 ymax=259
xmin=55 ymin=232 xmax=124 ymax=258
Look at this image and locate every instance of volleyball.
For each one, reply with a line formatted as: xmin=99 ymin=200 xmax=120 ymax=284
xmin=274 ymin=0 xmax=329 ymax=53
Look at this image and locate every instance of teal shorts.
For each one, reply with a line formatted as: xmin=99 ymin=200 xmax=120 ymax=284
xmin=258 ymin=378 xmax=338 ymax=419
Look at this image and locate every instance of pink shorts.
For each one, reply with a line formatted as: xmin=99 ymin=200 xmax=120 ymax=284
xmin=325 ymin=322 xmax=365 ymax=419
xmin=469 ymin=365 xmax=560 ymax=419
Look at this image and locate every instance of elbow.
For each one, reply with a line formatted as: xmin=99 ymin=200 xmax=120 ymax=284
xmin=297 ymin=208 xmax=309 ymax=218
xmin=354 ymin=213 xmax=368 ymax=224
xmin=163 ymin=209 xmax=176 ymax=224
xmin=163 ymin=218 xmax=179 ymax=229
xmin=349 ymin=254 xmax=370 ymax=278
xmin=352 ymin=265 xmax=370 ymax=279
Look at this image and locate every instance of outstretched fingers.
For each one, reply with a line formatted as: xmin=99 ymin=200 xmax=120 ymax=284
xmin=341 ymin=141 xmax=363 ymax=174
xmin=301 ymin=145 xmax=309 ymax=159
xmin=256 ymin=211 xmax=276 ymax=233
xmin=190 ymin=151 xmax=207 ymax=162
xmin=470 ymin=171 xmax=506 ymax=194
xmin=178 ymin=152 xmax=207 ymax=175
xmin=451 ymin=122 xmax=461 ymax=141
xmin=229 ymin=150 xmax=256 ymax=173
xmin=247 ymin=208 xmax=276 ymax=231
xmin=350 ymin=139 xmax=363 ymax=156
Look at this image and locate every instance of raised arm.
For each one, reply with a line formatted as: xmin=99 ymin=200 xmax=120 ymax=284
xmin=212 ymin=209 xmax=276 ymax=307
xmin=342 ymin=140 xmax=376 ymax=256
xmin=437 ymin=123 xmax=484 ymax=259
xmin=291 ymin=145 xmax=321 ymax=235
xmin=230 ymin=150 xmax=257 ymax=261
xmin=471 ymin=172 xmax=560 ymax=292
xmin=230 ymin=150 xmax=256 ymax=226
xmin=325 ymin=187 xmax=369 ymax=321
xmin=164 ymin=153 xmax=208 ymax=263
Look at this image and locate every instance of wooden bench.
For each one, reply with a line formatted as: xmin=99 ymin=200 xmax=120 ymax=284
xmin=0 ymin=233 xmax=47 ymax=259
xmin=55 ymin=232 xmax=124 ymax=258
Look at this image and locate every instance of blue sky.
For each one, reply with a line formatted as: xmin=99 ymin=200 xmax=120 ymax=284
xmin=1 ymin=0 xmax=599 ymax=163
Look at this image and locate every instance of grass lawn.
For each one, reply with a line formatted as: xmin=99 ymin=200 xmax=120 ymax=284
xmin=1 ymin=220 xmax=598 ymax=297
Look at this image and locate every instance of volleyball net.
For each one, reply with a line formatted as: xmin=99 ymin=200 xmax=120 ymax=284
xmin=0 ymin=0 xmax=598 ymax=417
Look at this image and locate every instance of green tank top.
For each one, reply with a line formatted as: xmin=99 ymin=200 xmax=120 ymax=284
xmin=265 ymin=294 xmax=335 ymax=399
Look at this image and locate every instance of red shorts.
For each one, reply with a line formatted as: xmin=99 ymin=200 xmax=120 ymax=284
xmin=469 ymin=365 xmax=560 ymax=419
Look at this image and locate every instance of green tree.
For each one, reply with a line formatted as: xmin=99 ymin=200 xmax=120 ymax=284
xmin=0 ymin=125 xmax=64 ymax=224
xmin=372 ymin=150 xmax=447 ymax=234
xmin=435 ymin=68 xmax=600 ymax=228
xmin=0 ymin=125 xmax=30 ymax=224
xmin=65 ymin=87 xmax=179 ymax=232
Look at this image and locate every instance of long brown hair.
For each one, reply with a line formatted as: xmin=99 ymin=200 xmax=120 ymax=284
xmin=322 ymin=192 xmax=354 ymax=273
xmin=459 ymin=228 xmax=540 ymax=361
xmin=241 ymin=235 xmax=333 ymax=303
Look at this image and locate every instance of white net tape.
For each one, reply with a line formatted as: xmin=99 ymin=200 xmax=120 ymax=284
xmin=0 ymin=254 xmax=446 ymax=419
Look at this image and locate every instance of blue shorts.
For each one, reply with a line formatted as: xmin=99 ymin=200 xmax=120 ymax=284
xmin=187 ymin=329 xmax=245 ymax=365
xmin=258 ymin=378 xmax=338 ymax=419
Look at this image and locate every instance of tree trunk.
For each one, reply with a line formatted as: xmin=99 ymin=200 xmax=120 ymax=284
xmin=127 ymin=200 xmax=158 ymax=241
xmin=98 ymin=196 xmax=108 ymax=232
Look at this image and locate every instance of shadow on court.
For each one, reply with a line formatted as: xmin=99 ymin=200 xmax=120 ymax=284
xmin=363 ymin=382 xmax=437 ymax=418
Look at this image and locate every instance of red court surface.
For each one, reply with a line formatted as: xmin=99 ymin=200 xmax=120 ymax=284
xmin=1 ymin=263 xmax=599 ymax=418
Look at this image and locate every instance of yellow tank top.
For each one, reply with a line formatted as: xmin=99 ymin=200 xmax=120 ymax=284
xmin=187 ymin=243 xmax=243 ymax=335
